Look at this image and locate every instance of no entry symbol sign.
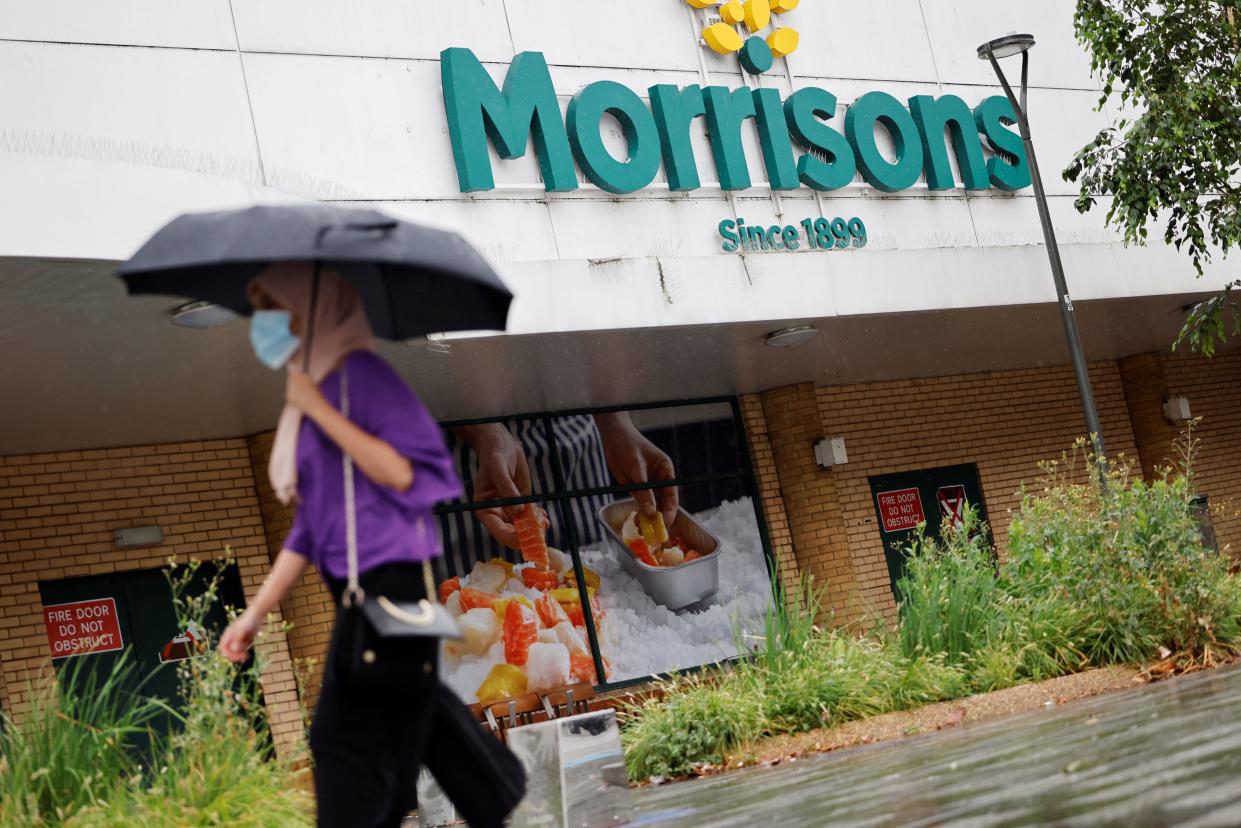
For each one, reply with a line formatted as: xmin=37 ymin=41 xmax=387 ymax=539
xmin=937 ymin=485 xmax=967 ymax=529
xmin=43 ymin=598 xmax=124 ymax=659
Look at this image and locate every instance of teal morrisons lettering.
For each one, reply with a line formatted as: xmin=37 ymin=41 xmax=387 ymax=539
xmin=718 ymin=216 xmax=867 ymax=253
xmin=441 ymin=48 xmax=1031 ymax=196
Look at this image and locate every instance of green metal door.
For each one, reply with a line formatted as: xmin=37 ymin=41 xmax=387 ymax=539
xmin=867 ymin=463 xmax=990 ymax=603
xmin=38 ymin=563 xmax=248 ymax=737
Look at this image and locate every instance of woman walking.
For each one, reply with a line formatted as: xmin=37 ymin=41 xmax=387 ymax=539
xmin=218 ymin=262 xmax=463 ymax=827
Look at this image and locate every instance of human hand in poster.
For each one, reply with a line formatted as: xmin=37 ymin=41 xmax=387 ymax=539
xmin=594 ymin=412 xmax=679 ymax=528
xmin=455 ymin=423 xmax=532 ymax=549
xmin=456 ymin=414 xmax=679 ymax=548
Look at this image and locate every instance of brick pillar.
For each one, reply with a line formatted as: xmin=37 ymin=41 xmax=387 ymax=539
xmin=246 ymin=432 xmax=335 ymax=712
xmin=739 ymin=395 xmax=802 ymax=601
xmin=757 ymin=383 xmax=861 ymax=624
xmin=1118 ymin=353 xmax=1180 ymax=480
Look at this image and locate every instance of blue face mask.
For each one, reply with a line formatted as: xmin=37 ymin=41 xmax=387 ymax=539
xmin=249 ymin=310 xmax=301 ymax=370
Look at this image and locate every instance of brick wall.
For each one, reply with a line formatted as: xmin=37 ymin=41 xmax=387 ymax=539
xmin=0 ymin=645 xmax=7 ymax=715
xmin=1118 ymin=353 xmax=1182 ymax=481
xmin=738 ymin=395 xmax=803 ymax=603
xmin=738 ymin=362 xmax=1141 ymax=623
xmin=818 ymin=361 xmax=1138 ymax=618
xmin=5 ymin=352 xmax=1231 ymax=738
xmin=0 ymin=440 xmax=304 ymax=757
xmin=1161 ymin=349 xmax=1241 ymax=557
xmin=751 ymin=385 xmax=862 ymax=623
xmin=246 ymin=431 xmax=335 ymax=711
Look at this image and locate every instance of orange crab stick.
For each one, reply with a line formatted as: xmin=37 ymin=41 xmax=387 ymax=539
xmin=513 ymin=503 xmax=550 ymax=569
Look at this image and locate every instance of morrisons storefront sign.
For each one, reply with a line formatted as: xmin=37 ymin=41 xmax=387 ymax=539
xmin=441 ymin=48 xmax=1032 ymax=196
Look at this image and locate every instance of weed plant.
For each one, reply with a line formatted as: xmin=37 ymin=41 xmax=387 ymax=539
xmin=0 ymin=559 xmax=312 ymax=827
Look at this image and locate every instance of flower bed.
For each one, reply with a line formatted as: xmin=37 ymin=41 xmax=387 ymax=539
xmin=621 ymin=444 xmax=1241 ymax=781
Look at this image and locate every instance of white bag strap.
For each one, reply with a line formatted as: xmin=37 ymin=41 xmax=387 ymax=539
xmin=341 ymin=363 xmax=364 ymax=608
xmin=339 ymin=361 xmax=436 ymax=608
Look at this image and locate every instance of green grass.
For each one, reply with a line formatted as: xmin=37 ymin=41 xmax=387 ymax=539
xmin=622 ymin=576 xmax=965 ymax=779
xmin=0 ymin=654 xmax=171 ymax=826
xmin=0 ymin=560 xmax=313 ymax=828
xmin=621 ymin=436 xmax=1241 ymax=782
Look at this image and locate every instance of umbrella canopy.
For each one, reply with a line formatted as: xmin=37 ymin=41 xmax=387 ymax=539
xmin=117 ymin=203 xmax=511 ymax=339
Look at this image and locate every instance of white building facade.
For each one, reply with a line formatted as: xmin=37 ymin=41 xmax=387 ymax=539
xmin=2 ymin=0 xmax=1238 ymax=743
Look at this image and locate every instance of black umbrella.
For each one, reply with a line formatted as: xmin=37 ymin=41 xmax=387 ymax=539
xmin=117 ymin=203 xmax=511 ymax=341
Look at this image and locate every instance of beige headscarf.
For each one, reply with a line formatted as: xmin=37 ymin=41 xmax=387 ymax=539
xmin=252 ymin=262 xmax=375 ymax=505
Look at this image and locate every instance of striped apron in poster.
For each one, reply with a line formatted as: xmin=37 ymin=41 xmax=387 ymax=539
xmin=434 ymin=415 xmax=614 ymax=579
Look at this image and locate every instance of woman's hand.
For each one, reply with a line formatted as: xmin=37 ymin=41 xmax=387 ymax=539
xmin=219 ymin=551 xmax=306 ymax=664
xmin=454 ymin=423 xmax=532 ymax=548
xmin=594 ymin=412 xmax=679 ymax=526
xmin=286 ymin=369 xmax=327 ymax=417
xmin=219 ymin=611 xmax=262 ymax=663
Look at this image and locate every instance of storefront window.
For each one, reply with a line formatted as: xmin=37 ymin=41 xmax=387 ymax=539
xmin=431 ymin=400 xmax=774 ymax=702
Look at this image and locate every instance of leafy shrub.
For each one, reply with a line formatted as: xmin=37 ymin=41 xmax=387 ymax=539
xmin=0 ymin=559 xmax=312 ymax=828
xmin=1006 ymin=443 xmax=1241 ymax=666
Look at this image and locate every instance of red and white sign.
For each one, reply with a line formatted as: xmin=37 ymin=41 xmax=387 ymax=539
xmin=877 ymin=487 xmax=926 ymax=533
xmin=43 ymin=598 xmax=123 ymax=659
xmin=937 ymin=485 xmax=968 ymax=529
xmin=160 ymin=621 xmax=207 ymax=664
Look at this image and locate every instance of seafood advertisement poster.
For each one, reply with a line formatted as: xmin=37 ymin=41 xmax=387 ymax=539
xmin=431 ymin=403 xmax=776 ymax=704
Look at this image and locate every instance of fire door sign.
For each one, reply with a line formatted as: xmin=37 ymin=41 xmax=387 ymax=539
xmin=876 ymin=487 xmax=926 ymax=533
xmin=43 ymin=598 xmax=124 ymax=658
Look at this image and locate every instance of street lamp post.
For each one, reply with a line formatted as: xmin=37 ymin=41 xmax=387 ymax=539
xmin=978 ymin=34 xmax=1108 ymax=471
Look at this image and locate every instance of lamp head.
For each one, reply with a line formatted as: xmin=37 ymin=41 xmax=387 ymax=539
xmin=977 ymin=33 xmax=1035 ymax=60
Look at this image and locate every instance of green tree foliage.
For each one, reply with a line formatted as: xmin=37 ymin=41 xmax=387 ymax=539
xmin=1064 ymin=1 xmax=1241 ymax=354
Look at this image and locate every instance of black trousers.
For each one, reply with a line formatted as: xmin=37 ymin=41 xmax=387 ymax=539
xmin=311 ymin=564 xmax=437 ymax=828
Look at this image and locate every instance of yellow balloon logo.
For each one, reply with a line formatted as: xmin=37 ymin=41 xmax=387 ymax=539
xmin=689 ymin=0 xmax=801 ymax=75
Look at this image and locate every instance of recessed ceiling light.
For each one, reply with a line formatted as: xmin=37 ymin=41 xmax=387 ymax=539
xmin=170 ymin=301 xmax=238 ymax=329
xmin=765 ymin=325 xmax=818 ymax=348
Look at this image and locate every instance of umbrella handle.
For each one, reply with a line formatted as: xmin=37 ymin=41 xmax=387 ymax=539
xmin=302 ymin=260 xmax=321 ymax=373
xmin=314 ymin=221 xmax=398 ymax=248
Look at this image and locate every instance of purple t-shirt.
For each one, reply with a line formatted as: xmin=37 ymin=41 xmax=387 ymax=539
xmin=284 ymin=350 xmax=462 ymax=581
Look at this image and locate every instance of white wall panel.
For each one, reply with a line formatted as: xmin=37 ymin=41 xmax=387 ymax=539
xmin=965 ymin=193 xmax=1120 ymax=251
xmin=504 ymin=0 xmax=704 ymax=73
xmin=843 ymin=194 xmax=978 ymax=252
xmin=231 ymin=0 xmax=513 ymax=62
xmin=0 ymin=42 xmax=261 ymax=182
xmin=500 ymin=252 xmax=842 ymax=335
xmin=363 ymin=199 xmax=560 ymax=265
xmin=777 ymin=0 xmax=938 ymax=83
xmin=548 ymin=196 xmax=734 ymax=261
xmin=922 ymin=0 xmax=1097 ymax=90
xmin=831 ymin=245 xmax=1058 ymax=316
xmin=0 ymin=2 xmax=1203 ymax=347
xmin=0 ymin=155 xmax=298 ymax=261
xmin=1063 ymin=244 xmax=1235 ymax=302
xmin=0 ymin=0 xmax=236 ymax=50
xmin=243 ymin=53 xmax=463 ymax=200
